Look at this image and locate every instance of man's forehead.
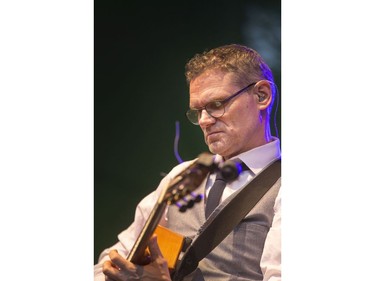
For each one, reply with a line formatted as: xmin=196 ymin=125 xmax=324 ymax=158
xmin=189 ymin=75 xmax=238 ymax=107
xmin=190 ymin=71 xmax=238 ymax=95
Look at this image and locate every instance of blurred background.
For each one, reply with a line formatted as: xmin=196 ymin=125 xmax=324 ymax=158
xmin=95 ymin=0 xmax=281 ymax=262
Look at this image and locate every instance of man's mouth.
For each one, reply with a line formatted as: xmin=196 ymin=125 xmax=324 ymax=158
xmin=206 ymin=130 xmax=222 ymax=140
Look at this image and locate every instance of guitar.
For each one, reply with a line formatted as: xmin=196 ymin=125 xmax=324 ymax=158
xmin=127 ymin=152 xmax=217 ymax=270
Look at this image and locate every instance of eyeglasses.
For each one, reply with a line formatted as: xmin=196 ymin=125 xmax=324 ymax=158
xmin=185 ymin=82 xmax=256 ymax=125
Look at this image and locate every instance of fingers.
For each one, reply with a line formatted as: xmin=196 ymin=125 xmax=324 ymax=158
xmin=102 ymin=250 xmax=140 ymax=281
xmin=144 ymin=235 xmax=171 ymax=280
xmin=108 ymin=250 xmax=129 ymax=271
xmin=148 ymin=234 xmax=164 ymax=261
xmin=102 ymin=260 xmax=121 ymax=281
xmin=102 ymin=245 xmax=170 ymax=281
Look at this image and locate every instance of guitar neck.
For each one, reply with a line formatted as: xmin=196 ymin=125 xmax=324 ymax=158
xmin=127 ymin=200 xmax=168 ymax=264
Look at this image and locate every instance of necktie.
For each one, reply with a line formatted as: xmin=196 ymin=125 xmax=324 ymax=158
xmin=205 ymin=159 xmax=249 ymax=218
xmin=205 ymin=171 xmax=227 ymax=219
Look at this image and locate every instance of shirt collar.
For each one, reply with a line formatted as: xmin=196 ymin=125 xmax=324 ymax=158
xmin=214 ymin=137 xmax=281 ymax=175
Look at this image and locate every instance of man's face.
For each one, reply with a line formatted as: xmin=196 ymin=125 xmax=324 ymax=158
xmin=189 ymin=70 xmax=265 ymax=159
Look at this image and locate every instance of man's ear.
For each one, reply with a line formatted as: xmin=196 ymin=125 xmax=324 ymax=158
xmin=254 ymin=80 xmax=272 ymax=110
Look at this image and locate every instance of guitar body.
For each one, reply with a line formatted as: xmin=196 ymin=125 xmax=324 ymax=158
xmin=154 ymin=225 xmax=185 ymax=270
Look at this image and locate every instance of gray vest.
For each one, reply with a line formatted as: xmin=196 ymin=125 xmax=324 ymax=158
xmin=165 ymin=176 xmax=281 ymax=281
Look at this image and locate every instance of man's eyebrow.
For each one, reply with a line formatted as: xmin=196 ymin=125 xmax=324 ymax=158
xmin=190 ymin=87 xmax=229 ymax=108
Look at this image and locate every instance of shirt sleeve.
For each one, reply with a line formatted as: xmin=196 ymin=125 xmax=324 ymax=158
xmin=260 ymin=188 xmax=281 ymax=281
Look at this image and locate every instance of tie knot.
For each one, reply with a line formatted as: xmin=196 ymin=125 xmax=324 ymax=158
xmin=215 ymin=172 xmax=226 ymax=181
xmin=219 ymin=158 xmax=249 ymax=182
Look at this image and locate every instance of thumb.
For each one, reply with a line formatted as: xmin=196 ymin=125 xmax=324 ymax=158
xmin=148 ymin=234 xmax=164 ymax=261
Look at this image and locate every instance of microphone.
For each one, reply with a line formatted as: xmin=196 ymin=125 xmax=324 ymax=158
xmin=219 ymin=159 xmax=248 ymax=182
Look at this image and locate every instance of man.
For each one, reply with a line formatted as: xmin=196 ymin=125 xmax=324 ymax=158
xmin=94 ymin=44 xmax=281 ymax=281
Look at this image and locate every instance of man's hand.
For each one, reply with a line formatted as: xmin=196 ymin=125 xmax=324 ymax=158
xmin=103 ymin=235 xmax=171 ymax=281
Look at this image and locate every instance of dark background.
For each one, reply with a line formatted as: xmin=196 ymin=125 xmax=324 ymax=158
xmin=94 ymin=0 xmax=281 ymax=262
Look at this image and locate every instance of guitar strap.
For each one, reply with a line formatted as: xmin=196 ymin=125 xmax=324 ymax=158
xmin=172 ymin=158 xmax=281 ymax=281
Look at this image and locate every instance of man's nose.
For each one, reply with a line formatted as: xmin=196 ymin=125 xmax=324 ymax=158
xmin=198 ymin=109 xmax=216 ymax=127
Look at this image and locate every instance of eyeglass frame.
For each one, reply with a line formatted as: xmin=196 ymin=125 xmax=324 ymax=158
xmin=185 ymin=81 xmax=257 ymax=125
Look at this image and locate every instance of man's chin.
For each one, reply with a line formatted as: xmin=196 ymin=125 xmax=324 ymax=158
xmin=207 ymin=142 xmax=225 ymax=156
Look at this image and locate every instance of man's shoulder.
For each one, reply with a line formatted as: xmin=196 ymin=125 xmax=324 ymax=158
xmin=168 ymin=158 xmax=198 ymax=178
